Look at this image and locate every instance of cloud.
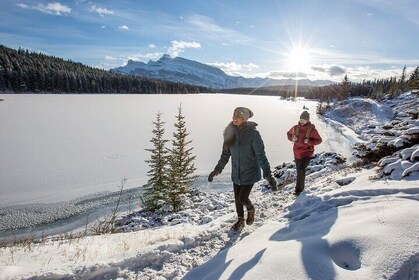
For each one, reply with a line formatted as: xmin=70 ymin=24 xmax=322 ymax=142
xmin=185 ymin=15 xmax=250 ymax=43
xmin=310 ymin=47 xmax=419 ymax=67
xmin=127 ymin=52 xmax=162 ymax=62
xmin=17 ymin=3 xmax=29 ymax=9
xmin=344 ymin=66 xmax=415 ymax=81
xmin=89 ymin=5 xmax=114 ymax=17
xmin=311 ymin=66 xmax=327 ymax=73
xmin=329 ymin=66 xmax=346 ymax=76
xmin=149 ymin=44 xmax=156 ymax=48
xmin=103 ymin=52 xmax=163 ymax=68
xmin=355 ymin=0 xmax=419 ymax=26
xmin=168 ymin=40 xmax=201 ymax=57
xmin=118 ymin=25 xmax=129 ymax=30
xmin=17 ymin=2 xmax=71 ymax=15
xmin=208 ymin=62 xmax=259 ymax=76
xmin=311 ymin=65 xmax=346 ymax=76
xmin=104 ymin=55 xmax=117 ymax=60
xmin=302 ymin=64 xmax=412 ymax=82
xmin=269 ymin=71 xmax=308 ymax=79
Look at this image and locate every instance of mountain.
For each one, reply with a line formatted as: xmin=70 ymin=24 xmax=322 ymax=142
xmin=111 ymin=54 xmax=333 ymax=89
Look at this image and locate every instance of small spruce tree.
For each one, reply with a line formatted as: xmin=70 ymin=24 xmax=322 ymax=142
xmin=408 ymin=66 xmax=419 ymax=90
xmin=399 ymin=65 xmax=407 ymax=93
xmin=340 ymin=75 xmax=351 ymax=100
xmin=167 ymin=105 xmax=197 ymax=211
xmin=143 ymin=112 xmax=170 ymax=211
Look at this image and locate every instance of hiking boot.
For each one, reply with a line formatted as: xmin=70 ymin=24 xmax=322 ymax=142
xmin=293 ymin=191 xmax=302 ymax=197
xmin=246 ymin=208 xmax=255 ymax=225
xmin=230 ymin=217 xmax=245 ymax=232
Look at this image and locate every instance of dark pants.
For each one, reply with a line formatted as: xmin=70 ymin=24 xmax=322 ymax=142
xmin=295 ymin=157 xmax=311 ymax=193
xmin=233 ymin=184 xmax=254 ymax=218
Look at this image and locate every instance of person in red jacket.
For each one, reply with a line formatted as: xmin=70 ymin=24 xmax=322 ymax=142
xmin=287 ymin=111 xmax=322 ymax=196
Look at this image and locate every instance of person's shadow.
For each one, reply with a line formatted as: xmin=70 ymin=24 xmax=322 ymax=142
xmin=182 ymin=234 xmax=266 ymax=280
xmin=270 ymin=195 xmax=338 ymax=280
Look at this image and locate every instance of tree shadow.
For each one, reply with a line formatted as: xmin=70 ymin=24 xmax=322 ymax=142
xmin=270 ymin=195 xmax=338 ymax=280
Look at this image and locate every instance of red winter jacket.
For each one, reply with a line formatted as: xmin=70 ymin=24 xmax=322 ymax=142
xmin=287 ymin=122 xmax=322 ymax=159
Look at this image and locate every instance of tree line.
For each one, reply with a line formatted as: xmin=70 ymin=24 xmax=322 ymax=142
xmin=220 ymin=85 xmax=312 ymax=98
xmin=220 ymin=66 xmax=418 ymax=102
xmin=307 ymin=67 xmax=419 ymax=102
xmin=0 ymin=45 xmax=211 ymax=94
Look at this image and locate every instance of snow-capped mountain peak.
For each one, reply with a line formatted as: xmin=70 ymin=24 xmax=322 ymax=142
xmin=111 ymin=54 xmax=333 ymax=89
xmin=112 ymin=54 xmax=230 ymax=88
xmin=158 ymin=53 xmax=172 ymax=62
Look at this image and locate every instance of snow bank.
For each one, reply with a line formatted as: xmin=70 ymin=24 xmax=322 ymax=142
xmin=183 ymin=169 xmax=419 ymax=280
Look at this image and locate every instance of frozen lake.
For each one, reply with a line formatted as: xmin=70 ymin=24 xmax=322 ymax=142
xmin=0 ymin=93 xmax=353 ymax=207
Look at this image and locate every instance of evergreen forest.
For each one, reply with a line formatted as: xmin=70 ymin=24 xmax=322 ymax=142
xmin=0 ymin=45 xmax=211 ymax=94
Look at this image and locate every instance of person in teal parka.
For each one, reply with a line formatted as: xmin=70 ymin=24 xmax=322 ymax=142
xmin=208 ymin=107 xmax=277 ymax=231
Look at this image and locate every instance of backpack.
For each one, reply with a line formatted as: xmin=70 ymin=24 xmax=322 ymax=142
xmin=293 ymin=124 xmax=313 ymax=141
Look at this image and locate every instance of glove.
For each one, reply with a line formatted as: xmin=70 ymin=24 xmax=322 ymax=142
xmin=265 ymin=175 xmax=277 ymax=191
xmin=292 ymin=135 xmax=298 ymax=142
xmin=208 ymin=170 xmax=219 ymax=182
xmin=303 ymin=138 xmax=309 ymax=144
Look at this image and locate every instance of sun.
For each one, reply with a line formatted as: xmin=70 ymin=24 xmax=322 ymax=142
xmin=285 ymin=46 xmax=312 ymax=73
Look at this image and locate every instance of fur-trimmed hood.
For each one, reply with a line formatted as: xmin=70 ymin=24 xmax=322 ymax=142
xmin=223 ymin=121 xmax=258 ymax=148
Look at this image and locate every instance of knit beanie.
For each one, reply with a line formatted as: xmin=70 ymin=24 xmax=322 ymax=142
xmin=234 ymin=107 xmax=254 ymax=122
xmin=300 ymin=111 xmax=310 ymax=121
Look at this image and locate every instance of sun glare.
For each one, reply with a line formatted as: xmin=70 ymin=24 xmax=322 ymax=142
xmin=285 ymin=46 xmax=312 ymax=72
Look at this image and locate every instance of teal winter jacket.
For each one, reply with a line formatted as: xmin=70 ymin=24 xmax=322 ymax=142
xmin=214 ymin=121 xmax=271 ymax=185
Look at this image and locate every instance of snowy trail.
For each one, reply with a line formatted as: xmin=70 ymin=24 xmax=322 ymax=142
xmin=3 ymin=163 xmax=416 ymax=280
xmin=0 ymin=161 xmax=347 ymax=279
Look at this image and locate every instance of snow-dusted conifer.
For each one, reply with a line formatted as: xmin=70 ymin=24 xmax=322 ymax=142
xmin=399 ymin=65 xmax=407 ymax=93
xmin=408 ymin=66 xmax=419 ymax=90
xmin=340 ymin=74 xmax=351 ymax=100
xmin=144 ymin=112 xmax=170 ymax=211
xmin=167 ymin=104 xmax=197 ymax=211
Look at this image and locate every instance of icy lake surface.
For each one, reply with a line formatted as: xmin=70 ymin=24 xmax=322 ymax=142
xmin=0 ymin=94 xmax=352 ymax=207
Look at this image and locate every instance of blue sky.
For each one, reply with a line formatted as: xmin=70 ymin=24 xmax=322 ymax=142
xmin=1 ymin=0 xmax=418 ymax=82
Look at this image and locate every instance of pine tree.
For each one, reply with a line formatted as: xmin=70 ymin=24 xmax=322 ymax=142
xmin=143 ymin=112 xmax=170 ymax=211
xmin=372 ymin=83 xmax=384 ymax=101
xmin=340 ymin=75 xmax=351 ymax=100
xmin=166 ymin=105 xmax=197 ymax=212
xmin=0 ymin=65 xmax=5 ymax=91
xmin=408 ymin=66 xmax=419 ymax=90
xmin=399 ymin=65 xmax=407 ymax=93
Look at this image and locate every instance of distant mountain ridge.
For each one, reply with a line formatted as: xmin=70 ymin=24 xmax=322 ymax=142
xmin=111 ymin=54 xmax=333 ymax=89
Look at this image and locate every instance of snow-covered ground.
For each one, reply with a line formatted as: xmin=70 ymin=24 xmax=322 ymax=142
xmin=0 ymin=92 xmax=418 ymax=280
